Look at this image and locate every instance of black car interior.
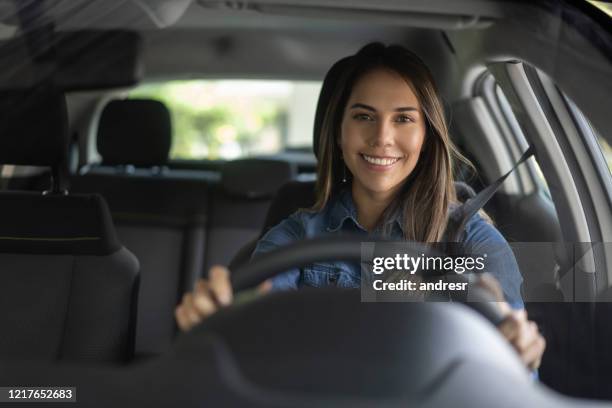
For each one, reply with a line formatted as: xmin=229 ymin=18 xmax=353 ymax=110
xmin=0 ymin=52 xmax=606 ymax=397
xmin=70 ymin=99 xmax=296 ymax=356
xmin=0 ymin=0 xmax=611 ymax=404
xmin=0 ymin=89 xmax=139 ymax=362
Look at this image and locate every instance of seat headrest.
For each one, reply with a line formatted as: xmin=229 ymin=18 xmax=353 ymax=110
xmin=0 ymin=89 xmax=69 ymax=166
xmin=313 ymin=56 xmax=353 ymax=159
xmin=0 ymin=192 xmax=121 ymax=255
xmin=98 ymin=99 xmax=172 ymax=167
xmin=221 ymin=159 xmax=297 ymax=199
xmin=453 ymin=181 xmax=476 ymax=202
xmin=262 ymin=180 xmax=316 ymax=235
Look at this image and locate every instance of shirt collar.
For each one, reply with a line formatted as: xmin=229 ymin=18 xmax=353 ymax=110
xmin=326 ymin=187 xmax=405 ymax=236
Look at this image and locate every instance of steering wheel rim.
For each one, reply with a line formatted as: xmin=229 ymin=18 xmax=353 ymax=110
xmin=229 ymin=236 xmax=507 ymax=326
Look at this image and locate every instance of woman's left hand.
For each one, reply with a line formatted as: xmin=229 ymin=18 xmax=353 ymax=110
xmin=478 ymin=274 xmax=546 ymax=370
xmin=498 ymin=308 xmax=546 ymax=370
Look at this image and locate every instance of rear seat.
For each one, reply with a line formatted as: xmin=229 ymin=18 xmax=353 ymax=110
xmin=71 ymin=99 xmax=213 ymax=357
xmin=74 ymin=98 xmax=299 ymax=356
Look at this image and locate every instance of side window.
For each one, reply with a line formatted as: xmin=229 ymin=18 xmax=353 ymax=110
xmin=129 ymin=80 xmax=322 ymax=160
xmin=600 ymin=136 xmax=612 ymax=173
xmin=563 ymin=94 xmax=612 ymax=177
xmin=599 ymin=135 xmax=612 ymax=173
xmin=477 ymin=72 xmax=551 ymax=198
xmin=495 ymin=83 xmax=551 ymax=197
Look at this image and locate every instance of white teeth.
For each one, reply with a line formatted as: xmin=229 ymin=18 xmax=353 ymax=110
xmin=362 ymin=154 xmax=400 ymax=166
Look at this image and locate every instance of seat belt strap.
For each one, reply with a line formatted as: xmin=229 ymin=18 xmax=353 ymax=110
xmin=448 ymin=145 xmax=536 ymax=242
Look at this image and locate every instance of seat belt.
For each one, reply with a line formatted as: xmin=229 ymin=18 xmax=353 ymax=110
xmin=435 ymin=145 xmax=536 ymax=305
xmin=446 ymin=145 xmax=536 ymax=243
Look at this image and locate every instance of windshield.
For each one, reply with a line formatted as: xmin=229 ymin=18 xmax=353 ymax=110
xmin=587 ymin=1 xmax=612 ymax=17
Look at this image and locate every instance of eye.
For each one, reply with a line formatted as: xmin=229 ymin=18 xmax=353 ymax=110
xmin=353 ymin=113 xmax=374 ymax=122
xmin=395 ymin=114 xmax=414 ymax=123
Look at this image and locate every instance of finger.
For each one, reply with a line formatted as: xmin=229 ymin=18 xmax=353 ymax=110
xmin=530 ymin=344 xmax=545 ymax=370
xmin=498 ymin=314 xmax=520 ymax=342
xmin=506 ymin=310 xmax=529 ymax=346
xmin=510 ymin=321 xmax=544 ymax=368
xmin=257 ymin=279 xmax=273 ymax=294
xmin=194 ymin=278 xmax=208 ymax=295
xmin=522 ymin=334 xmax=546 ymax=370
xmin=182 ymin=293 xmax=205 ymax=325
xmin=175 ymin=305 xmax=192 ymax=332
xmin=514 ymin=321 xmax=539 ymax=353
xmin=209 ymin=265 xmax=233 ymax=306
xmin=529 ymin=336 xmax=546 ymax=370
xmin=191 ymin=286 xmax=218 ymax=317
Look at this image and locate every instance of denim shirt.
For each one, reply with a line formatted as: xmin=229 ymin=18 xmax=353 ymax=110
xmin=253 ymin=188 xmax=524 ymax=309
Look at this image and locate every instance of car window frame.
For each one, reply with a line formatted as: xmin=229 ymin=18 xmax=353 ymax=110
xmin=489 ymin=61 xmax=607 ymax=299
xmin=534 ymin=69 xmax=612 ymax=291
xmin=474 ymin=71 xmax=542 ymax=196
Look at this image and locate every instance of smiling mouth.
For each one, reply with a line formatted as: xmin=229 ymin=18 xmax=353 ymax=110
xmin=360 ymin=153 xmax=402 ymax=166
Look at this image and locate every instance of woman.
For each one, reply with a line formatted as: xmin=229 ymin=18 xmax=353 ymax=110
xmin=175 ymin=43 xmax=546 ymax=370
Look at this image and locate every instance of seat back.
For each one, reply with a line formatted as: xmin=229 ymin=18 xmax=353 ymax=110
xmin=0 ymin=89 xmax=139 ymax=362
xmin=206 ymin=158 xmax=296 ymax=271
xmin=72 ymin=98 xmax=209 ymax=356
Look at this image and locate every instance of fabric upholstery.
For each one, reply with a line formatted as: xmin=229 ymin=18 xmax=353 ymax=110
xmin=204 ymin=190 xmax=271 ymax=271
xmin=221 ymin=158 xmax=297 ymax=199
xmin=71 ymin=174 xmax=208 ymax=228
xmin=70 ymin=173 xmax=209 ymax=355
xmin=0 ymin=89 xmax=68 ymax=167
xmin=0 ymin=87 xmax=139 ymax=363
xmin=206 ymin=158 xmax=296 ymax=271
xmin=0 ymin=191 xmax=120 ymax=255
xmin=0 ymin=249 xmax=139 ymax=362
xmin=98 ymin=99 xmax=171 ymax=167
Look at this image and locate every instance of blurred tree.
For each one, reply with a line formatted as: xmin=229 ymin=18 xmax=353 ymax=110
xmin=129 ymin=81 xmax=285 ymax=160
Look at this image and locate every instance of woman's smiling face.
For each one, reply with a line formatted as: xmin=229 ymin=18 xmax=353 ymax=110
xmin=339 ymin=68 xmax=426 ymax=198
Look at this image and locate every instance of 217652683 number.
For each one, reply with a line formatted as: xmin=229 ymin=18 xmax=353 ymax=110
xmin=1 ymin=387 xmax=76 ymax=402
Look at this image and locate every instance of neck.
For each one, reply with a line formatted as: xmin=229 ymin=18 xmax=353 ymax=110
xmin=351 ymin=183 xmax=399 ymax=232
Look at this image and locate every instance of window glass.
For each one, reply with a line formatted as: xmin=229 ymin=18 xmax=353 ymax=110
xmin=129 ymin=80 xmax=322 ymax=160
xmin=598 ymin=136 xmax=612 ymax=173
xmin=564 ymin=95 xmax=612 ymax=176
xmin=495 ymin=84 xmax=527 ymax=148
xmin=586 ymin=1 xmax=612 ymax=17
xmin=493 ymin=82 xmax=551 ymax=195
xmin=586 ymin=123 xmax=612 ymax=176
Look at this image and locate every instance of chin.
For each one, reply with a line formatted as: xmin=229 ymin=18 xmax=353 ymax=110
xmin=365 ymin=185 xmax=394 ymax=194
xmin=357 ymin=179 xmax=401 ymax=195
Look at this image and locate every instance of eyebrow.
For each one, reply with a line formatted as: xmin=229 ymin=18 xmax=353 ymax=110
xmin=349 ymin=103 xmax=419 ymax=113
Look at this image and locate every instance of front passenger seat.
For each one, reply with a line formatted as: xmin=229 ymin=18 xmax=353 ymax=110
xmin=0 ymin=89 xmax=139 ymax=362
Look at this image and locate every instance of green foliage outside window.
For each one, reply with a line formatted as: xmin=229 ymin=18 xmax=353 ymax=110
xmin=130 ymin=81 xmax=285 ymax=160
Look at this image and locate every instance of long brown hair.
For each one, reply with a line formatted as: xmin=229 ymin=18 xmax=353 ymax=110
xmin=313 ymin=42 xmax=473 ymax=243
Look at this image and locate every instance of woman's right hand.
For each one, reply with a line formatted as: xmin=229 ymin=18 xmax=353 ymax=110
xmin=175 ymin=265 xmax=234 ymax=332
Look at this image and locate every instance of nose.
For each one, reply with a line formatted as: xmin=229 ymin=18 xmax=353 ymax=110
xmin=368 ymin=119 xmax=394 ymax=148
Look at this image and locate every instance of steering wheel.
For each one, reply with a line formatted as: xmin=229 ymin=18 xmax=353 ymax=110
xmin=229 ymin=236 xmax=507 ymax=326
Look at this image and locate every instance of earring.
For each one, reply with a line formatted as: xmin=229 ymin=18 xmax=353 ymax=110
xmin=342 ymin=163 xmax=347 ymax=183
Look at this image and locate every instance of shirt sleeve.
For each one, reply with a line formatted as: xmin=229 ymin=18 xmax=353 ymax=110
xmin=462 ymin=213 xmax=525 ymax=310
xmin=251 ymin=211 xmax=306 ymax=291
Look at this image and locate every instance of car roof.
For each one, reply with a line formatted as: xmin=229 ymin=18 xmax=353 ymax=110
xmin=0 ymin=0 xmax=610 ymax=145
